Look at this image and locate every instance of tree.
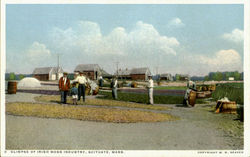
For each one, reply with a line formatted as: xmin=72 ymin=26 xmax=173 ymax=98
xmin=19 ymin=74 xmax=25 ymax=80
xmin=175 ymin=74 xmax=180 ymax=81
xmin=9 ymin=72 xmax=16 ymax=80
xmin=213 ymin=72 xmax=223 ymax=81
xmin=204 ymin=76 xmax=209 ymax=81
xmin=233 ymin=71 xmax=241 ymax=80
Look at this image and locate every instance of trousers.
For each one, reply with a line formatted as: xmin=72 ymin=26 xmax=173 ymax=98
xmin=112 ymin=87 xmax=117 ymax=100
xmin=61 ymin=91 xmax=68 ymax=104
xmin=78 ymin=84 xmax=85 ymax=101
xmin=148 ymin=88 xmax=153 ymax=104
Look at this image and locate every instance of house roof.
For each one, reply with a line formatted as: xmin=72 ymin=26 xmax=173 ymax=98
xmin=74 ymin=64 xmax=101 ymax=72
xmin=100 ymin=69 xmax=112 ymax=77
xmin=130 ymin=67 xmax=151 ymax=75
xmin=115 ymin=69 xmax=131 ymax=76
xmin=160 ymin=73 xmax=172 ymax=77
xmin=33 ymin=67 xmax=63 ymax=74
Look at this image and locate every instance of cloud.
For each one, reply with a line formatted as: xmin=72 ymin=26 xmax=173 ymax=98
xmin=168 ymin=18 xmax=185 ymax=27
xmin=198 ymin=49 xmax=242 ymax=72
xmin=222 ymin=29 xmax=243 ymax=43
xmin=25 ymin=42 xmax=52 ymax=65
xmin=6 ymin=41 xmax=53 ymax=74
xmin=50 ymin=20 xmax=180 ymax=57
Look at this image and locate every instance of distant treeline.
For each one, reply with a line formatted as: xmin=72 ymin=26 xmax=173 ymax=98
xmin=203 ymin=71 xmax=243 ymax=81
xmin=175 ymin=71 xmax=243 ymax=81
xmin=5 ymin=73 xmax=32 ymax=80
xmin=5 ymin=71 xmax=244 ymax=81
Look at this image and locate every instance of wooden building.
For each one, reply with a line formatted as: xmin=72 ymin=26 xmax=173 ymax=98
xmin=115 ymin=68 xmax=132 ymax=80
xmin=74 ymin=64 xmax=106 ymax=80
xmin=130 ymin=67 xmax=151 ymax=81
xmin=160 ymin=73 xmax=173 ymax=81
xmin=33 ymin=67 xmax=63 ymax=81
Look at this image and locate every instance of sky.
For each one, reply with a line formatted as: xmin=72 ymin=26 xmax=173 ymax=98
xmin=6 ymin=4 xmax=244 ymax=76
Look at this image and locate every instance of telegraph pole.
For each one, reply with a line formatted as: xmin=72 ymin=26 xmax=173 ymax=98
xmin=115 ymin=61 xmax=119 ymax=78
xmin=56 ymin=53 xmax=61 ymax=80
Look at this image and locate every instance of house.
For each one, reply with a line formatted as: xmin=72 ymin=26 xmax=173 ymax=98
xmin=74 ymin=64 xmax=102 ymax=80
xmin=115 ymin=68 xmax=132 ymax=80
xmin=228 ymin=77 xmax=235 ymax=81
xmin=100 ymin=69 xmax=112 ymax=79
xmin=175 ymin=74 xmax=189 ymax=81
xmin=33 ymin=67 xmax=63 ymax=81
xmin=160 ymin=73 xmax=173 ymax=81
xmin=130 ymin=67 xmax=151 ymax=81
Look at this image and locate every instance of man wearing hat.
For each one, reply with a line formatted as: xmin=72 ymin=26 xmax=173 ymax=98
xmin=183 ymin=78 xmax=196 ymax=107
xmin=59 ymin=72 xmax=71 ymax=104
xmin=147 ymin=75 xmax=154 ymax=105
xmin=74 ymin=72 xmax=87 ymax=102
xmin=111 ymin=76 xmax=118 ymax=100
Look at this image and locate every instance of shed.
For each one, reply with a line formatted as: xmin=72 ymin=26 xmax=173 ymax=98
xmin=115 ymin=68 xmax=132 ymax=79
xmin=130 ymin=67 xmax=151 ymax=80
xmin=100 ymin=69 xmax=112 ymax=79
xmin=160 ymin=73 xmax=173 ymax=81
xmin=33 ymin=67 xmax=63 ymax=81
xmin=74 ymin=64 xmax=102 ymax=80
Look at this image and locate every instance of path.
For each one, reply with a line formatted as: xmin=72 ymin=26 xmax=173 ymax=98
xmin=5 ymin=93 xmax=243 ymax=150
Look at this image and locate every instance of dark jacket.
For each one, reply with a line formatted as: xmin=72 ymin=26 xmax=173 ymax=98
xmin=59 ymin=77 xmax=71 ymax=91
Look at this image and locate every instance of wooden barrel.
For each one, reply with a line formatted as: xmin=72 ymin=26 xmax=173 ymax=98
xmin=196 ymin=85 xmax=202 ymax=92
xmin=8 ymin=81 xmax=17 ymax=94
xmin=204 ymin=91 xmax=212 ymax=98
xmin=202 ymin=85 xmax=208 ymax=91
xmin=222 ymin=101 xmax=237 ymax=114
xmin=210 ymin=84 xmax=216 ymax=91
xmin=196 ymin=92 xmax=206 ymax=98
xmin=188 ymin=90 xmax=197 ymax=106
xmin=93 ymin=86 xmax=99 ymax=95
xmin=131 ymin=82 xmax=137 ymax=88
xmin=85 ymin=85 xmax=91 ymax=95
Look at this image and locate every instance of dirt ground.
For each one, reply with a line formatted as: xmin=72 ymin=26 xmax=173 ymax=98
xmin=5 ymin=92 xmax=243 ymax=150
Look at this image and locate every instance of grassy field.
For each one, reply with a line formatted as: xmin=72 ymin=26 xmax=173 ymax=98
xmin=6 ymin=102 xmax=178 ymax=123
xmin=35 ymin=95 xmax=171 ymax=111
xmin=98 ymin=91 xmax=205 ymax=104
xmin=212 ymin=83 xmax=244 ymax=105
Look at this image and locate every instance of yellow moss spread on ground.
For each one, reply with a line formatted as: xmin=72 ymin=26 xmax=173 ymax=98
xmin=35 ymin=95 xmax=171 ymax=111
xmin=6 ymin=102 xmax=178 ymax=123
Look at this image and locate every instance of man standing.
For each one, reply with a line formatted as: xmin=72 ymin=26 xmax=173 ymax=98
xmin=74 ymin=72 xmax=87 ymax=102
xmin=183 ymin=79 xmax=196 ymax=107
xmin=111 ymin=76 xmax=118 ymax=100
xmin=99 ymin=75 xmax=103 ymax=88
xmin=147 ymin=75 xmax=154 ymax=105
xmin=59 ymin=72 xmax=71 ymax=104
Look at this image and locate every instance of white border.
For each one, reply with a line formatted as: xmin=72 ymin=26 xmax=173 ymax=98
xmin=1 ymin=0 xmax=6 ymax=156
xmin=244 ymin=0 xmax=250 ymax=156
xmin=1 ymin=0 xmax=246 ymax=4
xmin=1 ymin=0 xmax=249 ymax=157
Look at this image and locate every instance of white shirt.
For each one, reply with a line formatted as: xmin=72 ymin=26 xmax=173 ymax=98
xmin=63 ymin=77 xmax=67 ymax=85
xmin=113 ymin=79 xmax=118 ymax=88
xmin=148 ymin=79 xmax=154 ymax=88
xmin=74 ymin=75 xmax=87 ymax=84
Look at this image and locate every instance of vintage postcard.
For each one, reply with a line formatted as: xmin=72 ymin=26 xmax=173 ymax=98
xmin=1 ymin=0 xmax=249 ymax=157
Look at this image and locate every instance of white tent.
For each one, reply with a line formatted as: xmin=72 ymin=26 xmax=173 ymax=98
xmin=18 ymin=77 xmax=41 ymax=88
